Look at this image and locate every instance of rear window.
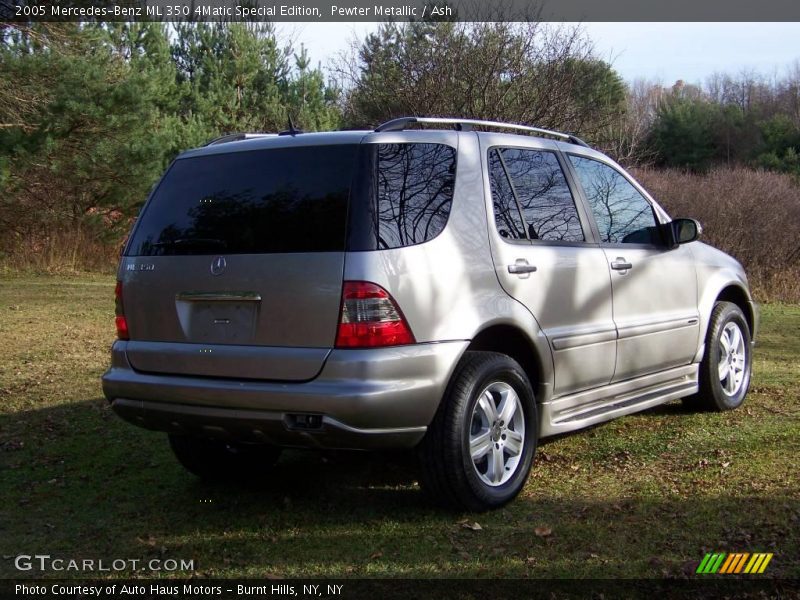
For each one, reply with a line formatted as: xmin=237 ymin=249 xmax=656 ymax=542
xmin=126 ymin=145 xmax=358 ymax=256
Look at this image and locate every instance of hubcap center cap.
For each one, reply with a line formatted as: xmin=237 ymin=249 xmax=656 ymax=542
xmin=490 ymin=422 xmax=503 ymax=442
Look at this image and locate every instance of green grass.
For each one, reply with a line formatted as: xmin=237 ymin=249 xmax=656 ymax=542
xmin=1 ymin=276 xmax=798 ymax=579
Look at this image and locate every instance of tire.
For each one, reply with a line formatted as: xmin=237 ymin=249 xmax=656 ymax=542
xmin=417 ymin=351 xmax=538 ymax=511
xmin=168 ymin=434 xmax=281 ymax=481
xmin=684 ymin=301 xmax=752 ymax=412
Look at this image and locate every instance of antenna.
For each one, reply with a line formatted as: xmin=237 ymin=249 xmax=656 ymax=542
xmin=280 ymin=115 xmax=303 ymax=137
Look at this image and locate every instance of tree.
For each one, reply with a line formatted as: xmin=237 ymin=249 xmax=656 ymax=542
xmin=756 ymin=114 xmax=800 ymax=175
xmin=0 ymin=23 xmax=181 ymax=259
xmin=649 ymin=96 xmax=720 ymax=171
xmin=0 ymin=22 xmax=344 ymax=268
xmin=170 ymin=23 xmax=339 ymax=134
xmin=602 ymin=79 xmax=666 ymax=165
xmin=334 ymin=21 xmax=625 ymax=139
xmin=171 ymin=23 xmax=290 ymax=134
xmin=287 ymin=45 xmax=341 ymax=131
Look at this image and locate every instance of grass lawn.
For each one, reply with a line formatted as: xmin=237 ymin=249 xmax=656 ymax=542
xmin=1 ymin=275 xmax=798 ymax=579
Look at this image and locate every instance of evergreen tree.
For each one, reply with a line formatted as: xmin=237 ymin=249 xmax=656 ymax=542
xmin=650 ymin=98 xmax=719 ymax=171
xmin=0 ymin=22 xmax=343 ymax=267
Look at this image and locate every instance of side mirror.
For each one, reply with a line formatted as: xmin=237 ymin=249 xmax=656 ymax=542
xmin=665 ymin=218 xmax=702 ymax=247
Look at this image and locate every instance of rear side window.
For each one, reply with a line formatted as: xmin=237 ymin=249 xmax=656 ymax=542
xmin=489 ymin=148 xmax=584 ymax=242
xmin=347 ymin=142 xmax=457 ymax=251
xmin=568 ymin=155 xmax=662 ymax=245
xmin=126 ymin=145 xmax=358 ymax=256
xmin=374 ymin=143 xmax=457 ymax=249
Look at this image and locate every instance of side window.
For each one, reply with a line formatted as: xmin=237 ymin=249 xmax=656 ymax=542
xmin=569 ymin=156 xmax=661 ymax=245
xmin=488 ymin=149 xmax=526 ymax=240
xmin=489 ymin=148 xmax=584 ymax=242
xmin=376 ymin=143 xmax=456 ymax=249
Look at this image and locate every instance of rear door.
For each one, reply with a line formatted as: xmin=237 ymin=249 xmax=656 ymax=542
xmin=566 ymin=154 xmax=700 ymax=382
xmin=120 ymin=141 xmax=360 ymax=381
xmin=480 ymin=136 xmax=617 ymax=397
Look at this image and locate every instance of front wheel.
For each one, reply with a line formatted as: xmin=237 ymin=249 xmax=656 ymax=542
xmin=685 ymin=301 xmax=752 ymax=412
xmin=417 ymin=351 xmax=537 ymax=511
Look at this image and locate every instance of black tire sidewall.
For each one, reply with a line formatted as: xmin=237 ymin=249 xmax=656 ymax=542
xmin=457 ymin=357 xmax=537 ymax=508
xmin=705 ymin=303 xmax=752 ymax=410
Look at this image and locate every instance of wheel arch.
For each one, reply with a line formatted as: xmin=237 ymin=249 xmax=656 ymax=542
xmin=716 ymin=284 xmax=755 ymax=336
xmin=465 ymin=322 xmax=553 ymax=404
xmin=695 ymin=274 xmax=757 ymax=363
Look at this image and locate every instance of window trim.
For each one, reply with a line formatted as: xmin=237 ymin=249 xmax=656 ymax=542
xmin=564 ymin=152 xmax=667 ymax=249
xmin=491 ymin=148 xmax=528 ymax=242
xmin=486 ymin=145 xmax=595 ymax=247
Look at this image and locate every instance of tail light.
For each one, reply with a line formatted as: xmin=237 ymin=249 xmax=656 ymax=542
xmin=115 ymin=280 xmax=129 ymax=340
xmin=335 ymin=281 xmax=415 ymax=348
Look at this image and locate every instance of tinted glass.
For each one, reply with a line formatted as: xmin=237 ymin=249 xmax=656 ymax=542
xmin=375 ymin=143 xmax=456 ymax=249
xmin=569 ymin=156 xmax=661 ymax=245
xmin=488 ymin=149 xmax=526 ymax=240
xmin=493 ymin=148 xmax=584 ymax=242
xmin=126 ymin=145 xmax=358 ymax=256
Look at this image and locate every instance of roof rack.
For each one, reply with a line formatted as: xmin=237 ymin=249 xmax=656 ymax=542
xmin=205 ymin=133 xmax=276 ymax=146
xmin=374 ymin=117 xmax=590 ymax=148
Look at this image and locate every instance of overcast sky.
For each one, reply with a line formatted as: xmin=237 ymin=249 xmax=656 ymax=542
xmin=283 ymin=22 xmax=800 ymax=86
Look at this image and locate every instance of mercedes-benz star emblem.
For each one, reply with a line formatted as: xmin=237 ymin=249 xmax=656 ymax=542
xmin=210 ymin=256 xmax=227 ymax=276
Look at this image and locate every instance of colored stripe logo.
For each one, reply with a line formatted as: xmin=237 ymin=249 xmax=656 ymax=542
xmin=696 ymin=552 xmax=773 ymax=574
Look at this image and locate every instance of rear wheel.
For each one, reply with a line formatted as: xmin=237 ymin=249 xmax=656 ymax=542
xmin=684 ymin=301 xmax=752 ymax=411
xmin=168 ymin=434 xmax=281 ymax=481
xmin=418 ymin=351 xmax=537 ymax=511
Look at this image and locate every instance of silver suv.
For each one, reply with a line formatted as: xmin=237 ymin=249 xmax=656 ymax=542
xmin=103 ymin=117 xmax=757 ymax=510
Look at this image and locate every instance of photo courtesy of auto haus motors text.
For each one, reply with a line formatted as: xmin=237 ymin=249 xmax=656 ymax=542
xmin=2 ymin=0 xmax=799 ymax=598
xmin=14 ymin=584 xmax=344 ymax=597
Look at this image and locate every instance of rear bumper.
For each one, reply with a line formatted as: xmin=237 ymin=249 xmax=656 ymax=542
xmin=102 ymin=340 xmax=468 ymax=449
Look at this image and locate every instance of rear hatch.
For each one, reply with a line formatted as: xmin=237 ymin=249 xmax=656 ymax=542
xmin=120 ymin=139 xmax=360 ymax=381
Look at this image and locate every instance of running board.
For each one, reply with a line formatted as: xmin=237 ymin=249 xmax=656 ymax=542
xmin=539 ymin=364 xmax=699 ymax=437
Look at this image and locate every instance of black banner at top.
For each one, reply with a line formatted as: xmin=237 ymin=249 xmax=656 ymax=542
xmin=2 ymin=0 xmax=800 ymax=22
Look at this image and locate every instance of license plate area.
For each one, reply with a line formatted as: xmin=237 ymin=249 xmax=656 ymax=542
xmin=175 ymin=292 xmax=260 ymax=344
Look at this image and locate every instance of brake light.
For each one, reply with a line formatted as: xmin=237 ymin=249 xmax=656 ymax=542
xmin=335 ymin=281 xmax=415 ymax=348
xmin=115 ymin=280 xmax=129 ymax=340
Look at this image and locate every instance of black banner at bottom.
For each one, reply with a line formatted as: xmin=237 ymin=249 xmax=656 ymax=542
xmin=5 ymin=579 xmax=800 ymax=600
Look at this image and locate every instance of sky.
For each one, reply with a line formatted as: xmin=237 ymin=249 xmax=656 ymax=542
xmin=282 ymin=22 xmax=800 ymax=86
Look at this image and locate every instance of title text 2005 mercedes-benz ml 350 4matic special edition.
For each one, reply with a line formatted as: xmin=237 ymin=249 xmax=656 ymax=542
xmin=103 ymin=117 xmax=757 ymax=511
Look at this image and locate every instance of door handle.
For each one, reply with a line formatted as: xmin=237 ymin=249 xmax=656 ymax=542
xmin=610 ymin=257 xmax=633 ymax=271
xmin=508 ymin=259 xmax=537 ymax=277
